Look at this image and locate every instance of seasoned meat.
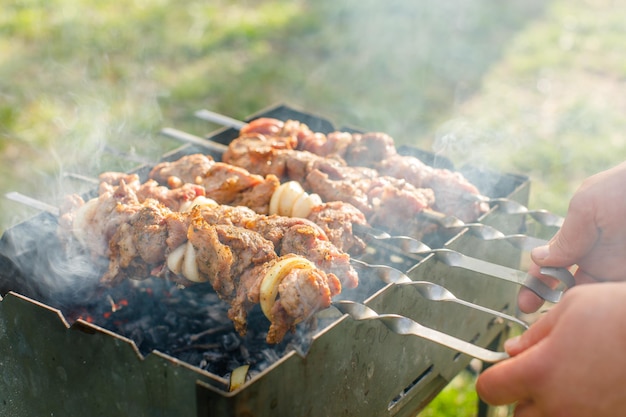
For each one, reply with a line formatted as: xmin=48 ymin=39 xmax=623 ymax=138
xmin=149 ymin=154 xmax=216 ymax=186
xmin=103 ymin=199 xmax=171 ymax=284
xmin=136 ymin=180 xmax=205 ymax=211
xmin=228 ymin=117 xmax=489 ymax=230
xmin=306 ymin=201 xmax=367 ymax=254
xmin=59 ymin=179 xmax=356 ymax=344
xmin=149 ymin=153 xmax=279 ymax=214
xmin=377 ymin=154 xmax=488 ymax=222
xmin=188 ymin=217 xmax=276 ymax=302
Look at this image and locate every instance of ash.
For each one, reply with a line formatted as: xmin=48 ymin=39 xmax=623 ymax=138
xmin=69 ymin=277 xmax=327 ymax=378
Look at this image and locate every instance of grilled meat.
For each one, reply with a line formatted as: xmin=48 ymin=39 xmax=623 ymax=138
xmin=234 ymin=117 xmax=488 ymax=223
xmin=144 ymin=153 xmax=368 ymax=253
xmin=223 ymin=126 xmax=441 ymax=238
xmin=149 ymin=154 xmax=280 ymax=214
xmin=58 ymin=178 xmax=353 ymax=343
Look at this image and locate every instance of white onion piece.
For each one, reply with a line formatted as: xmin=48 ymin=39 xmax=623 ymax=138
xmin=71 ymin=198 xmax=100 ymax=246
xmin=178 ymin=201 xmax=193 ymax=213
xmin=269 ymin=182 xmax=285 ymax=216
xmin=166 ymin=244 xmax=186 ymax=275
xmin=277 ymin=181 xmax=305 ymax=216
xmin=259 ymin=256 xmax=316 ymax=320
xmin=182 ymin=240 xmax=204 ymax=282
xmin=291 ymin=192 xmax=322 ymax=218
xmin=181 ymin=196 xmax=218 ymax=212
xmin=229 ymin=364 xmax=250 ymax=392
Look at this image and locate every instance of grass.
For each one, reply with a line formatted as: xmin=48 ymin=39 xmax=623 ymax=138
xmin=2 ymin=0 xmax=626 ymax=415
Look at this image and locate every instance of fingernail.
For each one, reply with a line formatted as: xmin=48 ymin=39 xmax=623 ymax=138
xmin=504 ymin=335 xmax=522 ymax=353
xmin=531 ymin=245 xmax=549 ymax=261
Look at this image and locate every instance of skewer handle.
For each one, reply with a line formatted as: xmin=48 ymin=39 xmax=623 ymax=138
xmin=5 ymin=192 xmax=60 ymax=216
xmin=160 ymin=127 xmax=229 ymax=154
xmin=194 ymin=109 xmax=246 ymax=130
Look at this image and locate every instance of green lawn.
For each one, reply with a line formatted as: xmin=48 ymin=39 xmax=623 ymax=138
xmin=2 ymin=1 xmax=626 ymax=415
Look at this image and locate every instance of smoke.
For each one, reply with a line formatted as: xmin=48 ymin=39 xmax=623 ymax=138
xmin=0 ymin=56 xmax=168 ymax=306
xmin=432 ymin=117 xmax=518 ymax=167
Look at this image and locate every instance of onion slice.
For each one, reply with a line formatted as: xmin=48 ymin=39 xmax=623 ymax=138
xmin=180 ymin=196 xmax=218 ymax=212
xmin=182 ymin=240 xmax=204 ymax=282
xmin=166 ymin=244 xmax=186 ymax=275
xmin=292 ymin=192 xmax=322 ymax=218
xmin=268 ymin=182 xmax=285 ymax=216
xmin=259 ymin=256 xmax=316 ymax=320
xmin=229 ymin=364 xmax=250 ymax=392
xmin=269 ymin=181 xmax=322 ymax=218
xmin=277 ymin=181 xmax=305 ymax=216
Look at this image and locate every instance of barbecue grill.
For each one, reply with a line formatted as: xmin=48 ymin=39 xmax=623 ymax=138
xmin=0 ymin=104 xmax=563 ymax=417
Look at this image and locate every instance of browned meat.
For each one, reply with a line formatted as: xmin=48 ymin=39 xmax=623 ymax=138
xmin=59 ymin=181 xmax=356 ymax=344
xmin=266 ymin=261 xmax=339 ymax=343
xmin=58 ymin=180 xmax=144 ymax=259
xmin=194 ymin=205 xmax=359 ymax=289
xmin=279 ymin=221 xmax=356 ymax=289
xmin=149 ymin=154 xmax=216 ymax=186
xmin=103 ymin=199 xmax=171 ymax=285
xmin=228 ymin=254 xmax=340 ymax=344
xmin=306 ymin=201 xmax=367 ymax=254
xmin=230 ymin=117 xmax=489 ymax=227
xmin=223 ymin=135 xmax=295 ymax=180
xmin=135 ymin=180 xmax=205 ymax=212
xmin=188 ymin=216 xmax=276 ymax=302
xmin=149 ymin=153 xmax=280 ymax=214
xmin=367 ymin=180 xmax=438 ymax=238
xmin=377 ymin=155 xmax=488 ymax=222
xmin=240 ymin=117 xmax=290 ymax=140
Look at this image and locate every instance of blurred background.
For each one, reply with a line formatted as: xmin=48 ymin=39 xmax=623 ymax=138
xmin=1 ymin=0 xmax=625 ymax=415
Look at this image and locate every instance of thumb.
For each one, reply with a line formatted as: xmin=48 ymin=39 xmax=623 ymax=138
xmin=531 ymin=216 xmax=598 ymax=268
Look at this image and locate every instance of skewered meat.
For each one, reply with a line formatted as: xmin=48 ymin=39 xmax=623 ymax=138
xmin=234 ymin=117 xmax=488 ymax=223
xmin=149 ymin=154 xmax=280 ymax=214
xmin=223 ymin=130 xmax=440 ymax=238
xmin=146 ymin=154 xmax=368 ymax=254
xmin=58 ymin=178 xmax=353 ymax=343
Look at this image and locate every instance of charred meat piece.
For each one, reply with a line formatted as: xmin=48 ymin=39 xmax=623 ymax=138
xmin=376 ymin=155 xmax=487 ymax=222
xmin=149 ymin=154 xmax=280 ymax=214
xmin=306 ymin=201 xmax=367 ymax=254
xmin=193 ymin=204 xmax=358 ymax=290
xmin=235 ymin=117 xmax=488 ymax=223
xmin=58 ymin=180 xmax=354 ymax=344
xmin=223 ymin=134 xmax=441 ymax=238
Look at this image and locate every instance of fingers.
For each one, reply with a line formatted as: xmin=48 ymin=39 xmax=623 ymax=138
xmin=476 ymin=351 xmax=535 ymax=405
xmin=477 ymin=310 xmax=558 ymax=405
xmin=517 ymin=287 xmax=545 ymax=314
xmin=517 ymin=263 xmax=561 ymax=313
xmin=531 ymin=203 xmax=599 ymax=269
xmin=504 ymin=310 xmax=555 ymax=355
xmin=514 ymin=401 xmax=542 ymax=417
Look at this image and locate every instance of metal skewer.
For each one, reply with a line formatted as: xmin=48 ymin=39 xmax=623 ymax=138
xmin=5 ymin=192 xmax=59 ymax=216
xmin=351 ymin=226 xmax=573 ymax=304
xmin=463 ymin=195 xmax=564 ymax=228
xmin=351 ymin=259 xmax=528 ymax=329
xmin=161 ymin=127 xmax=229 ymax=154
xmin=194 ymin=109 xmax=245 ymax=130
xmin=332 ymin=300 xmax=510 ymax=363
xmin=354 ymin=220 xmax=547 ymax=255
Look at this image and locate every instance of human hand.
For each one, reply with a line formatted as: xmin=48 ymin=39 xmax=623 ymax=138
xmin=477 ymin=282 xmax=626 ymax=417
xmin=519 ymin=161 xmax=626 ymax=313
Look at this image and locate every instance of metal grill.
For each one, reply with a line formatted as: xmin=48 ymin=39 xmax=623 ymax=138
xmin=0 ymin=104 xmax=560 ymax=417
